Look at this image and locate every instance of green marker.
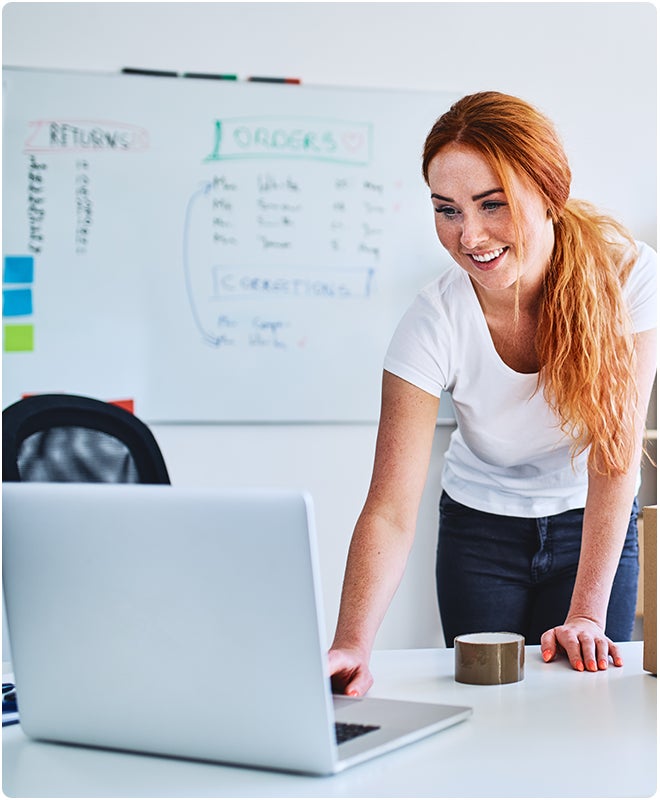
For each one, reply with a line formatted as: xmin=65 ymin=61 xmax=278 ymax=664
xmin=182 ymin=73 xmax=238 ymax=81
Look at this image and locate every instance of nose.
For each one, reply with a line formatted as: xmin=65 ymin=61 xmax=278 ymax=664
xmin=460 ymin=212 xmax=488 ymax=250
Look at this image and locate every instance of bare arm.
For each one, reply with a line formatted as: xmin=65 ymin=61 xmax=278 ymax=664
xmin=541 ymin=328 xmax=657 ymax=670
xmin=329 ymin=371 xmax=440 ymax=695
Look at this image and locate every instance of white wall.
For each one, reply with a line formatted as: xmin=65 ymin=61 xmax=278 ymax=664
xmin=3 ymin=2 xmax=656 ymax=652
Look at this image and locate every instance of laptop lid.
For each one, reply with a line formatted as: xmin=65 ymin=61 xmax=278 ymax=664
xmin=2 ymin=482 xmax=470 ymax=775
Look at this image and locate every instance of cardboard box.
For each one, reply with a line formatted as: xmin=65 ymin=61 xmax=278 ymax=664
xmin=643 ymin=506 xmax=656 ymax=675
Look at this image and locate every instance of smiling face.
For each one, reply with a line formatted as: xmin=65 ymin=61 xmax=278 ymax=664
xmin=427 ymin=143 xmax=555 ymax=300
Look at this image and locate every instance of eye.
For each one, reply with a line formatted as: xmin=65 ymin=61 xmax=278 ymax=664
xmin=482 ymin=200 xmax=507 ymax=212
xmin=434 ymin=205 xmax=460 ymax=218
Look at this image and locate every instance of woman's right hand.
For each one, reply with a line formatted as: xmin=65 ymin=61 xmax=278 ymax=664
xmin=328 ymin=646 xmax=374 ymax=697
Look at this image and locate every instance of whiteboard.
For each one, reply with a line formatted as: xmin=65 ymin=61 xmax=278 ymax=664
xmin=2 ymin=67 xmax=457 ymax=421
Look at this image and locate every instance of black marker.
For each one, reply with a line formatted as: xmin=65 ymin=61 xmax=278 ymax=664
xmin=122 ymin=68 xmax=179 ymax=78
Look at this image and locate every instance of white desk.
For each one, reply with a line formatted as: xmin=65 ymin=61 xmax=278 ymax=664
xmin=3 ymin=643 xmax=656 ymax=797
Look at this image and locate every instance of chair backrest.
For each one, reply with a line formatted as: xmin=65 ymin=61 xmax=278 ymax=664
xmin=2 ymin=394 xmax=170 ymax=484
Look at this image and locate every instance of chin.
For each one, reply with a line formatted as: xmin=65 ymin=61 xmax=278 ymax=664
xmin=468 ymin=269 xmax=519 ymax=293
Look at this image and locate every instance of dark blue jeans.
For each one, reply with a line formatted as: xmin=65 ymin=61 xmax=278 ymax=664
xmin=436 ymin=491 xmax=639 ymax=646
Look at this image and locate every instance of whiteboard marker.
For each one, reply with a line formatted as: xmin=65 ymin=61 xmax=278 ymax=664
xmin=122 ymin=67 xmax=178 ymax=78
xmin=182 ymin=72 xmax=238 ymax=81
xmin=248 ymin=76 xmax=301 ymax=84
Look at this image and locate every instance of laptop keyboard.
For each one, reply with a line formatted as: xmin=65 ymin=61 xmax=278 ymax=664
xmin=335 ymin=721 xmax=380 ymax=744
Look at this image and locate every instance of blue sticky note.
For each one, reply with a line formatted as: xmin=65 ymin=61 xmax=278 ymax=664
xmin=3 ymin=288 xmax=33 ymax=317
xmin=3 ymin=256 xmax=34 ymax=284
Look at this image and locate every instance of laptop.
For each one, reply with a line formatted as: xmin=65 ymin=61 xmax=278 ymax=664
xmin=2 ymin=482 xmax=471 ymax=775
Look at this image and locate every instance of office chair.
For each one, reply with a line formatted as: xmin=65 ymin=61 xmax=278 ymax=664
xmin=2 ymin=394 xmax=170 ymax=484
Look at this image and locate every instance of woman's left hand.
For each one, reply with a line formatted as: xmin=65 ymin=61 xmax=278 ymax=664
xmin=540 ymin=617 xmax=624 ymax=672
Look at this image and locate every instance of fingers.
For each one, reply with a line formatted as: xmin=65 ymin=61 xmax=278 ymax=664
xmin=559 ymin=629 xmax=586 ymax=671
xmin=595 ymin=636 xmax=611 ymax=671
xmin=327 ymin=648 xmax=374 ymax=697
xmin=344 ymin=669 xmax=374 ymax=697
xmin=540 ymin=621 xmax=624 ymax=672
xmin=578 ymin=631 xmax=599 ymax=671
xmin=608 ymin=640 xmax=624 ymax=668
xmin=330 ymin=665 xmax=373 ymax=697
xmin=540 ymin=628 xmax=557 ymax=663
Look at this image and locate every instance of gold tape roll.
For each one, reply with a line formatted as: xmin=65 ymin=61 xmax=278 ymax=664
xmin=454 ymin=632 xmax=525 ymax=685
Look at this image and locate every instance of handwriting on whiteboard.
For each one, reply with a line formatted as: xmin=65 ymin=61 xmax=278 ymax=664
xmin=23 ymin=119 xmax=150 ymax=152
xmin=205 ymin=117 xmax=372 ymax=165
xmin=183 ymin=158 xmax=399 ymax=349
xmin=18 ymin=112 xmax=401 ymax=352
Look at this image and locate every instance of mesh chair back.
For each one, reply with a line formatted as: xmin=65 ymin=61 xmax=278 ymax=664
xmin=2 ymin=394 xmax=170 ymax=484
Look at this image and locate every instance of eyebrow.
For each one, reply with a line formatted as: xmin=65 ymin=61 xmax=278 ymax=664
xmin=431 ymin=188 xmax=505 ymax=203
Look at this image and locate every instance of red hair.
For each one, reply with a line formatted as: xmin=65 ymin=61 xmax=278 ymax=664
xmin=423 ymin=92 xmax=638 ymax=475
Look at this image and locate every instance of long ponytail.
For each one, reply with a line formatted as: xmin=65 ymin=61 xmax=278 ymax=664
xmin=537 ymin=200 xmax=638 ymax=474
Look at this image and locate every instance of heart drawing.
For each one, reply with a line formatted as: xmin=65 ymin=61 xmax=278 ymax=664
xmin=341 ymin=130 xmax=365 ymax=153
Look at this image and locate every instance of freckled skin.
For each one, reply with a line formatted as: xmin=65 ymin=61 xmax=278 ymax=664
xmin=426 ymin=143 xmax=554 ymax=303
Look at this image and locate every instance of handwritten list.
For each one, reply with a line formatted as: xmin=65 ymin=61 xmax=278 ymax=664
xmin=183 ymin=113 xmax=403 ymax=350
xmin=3 ymin=67 xmax=455 ymax=420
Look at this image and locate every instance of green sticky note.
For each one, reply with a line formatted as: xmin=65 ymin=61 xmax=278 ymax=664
xmin=4 ymin=324 xmax=34 ymax=352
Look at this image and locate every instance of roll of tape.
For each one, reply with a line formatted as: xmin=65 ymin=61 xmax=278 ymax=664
xmin=454 ymin=632 xmax=525 ymax=685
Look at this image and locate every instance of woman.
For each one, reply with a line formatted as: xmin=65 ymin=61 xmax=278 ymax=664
xmin=329 ymin=92 xmax=656 ymax=696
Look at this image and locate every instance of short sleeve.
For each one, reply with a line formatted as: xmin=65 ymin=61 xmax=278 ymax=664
xmin=624 ymin=242 xmax=657 ymax=332
xmin=383 ymin=290 xmax=449 ymax=398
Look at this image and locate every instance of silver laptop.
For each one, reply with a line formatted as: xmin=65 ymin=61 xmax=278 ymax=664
xmin=2 ymin=482 xmax=471 ymax=775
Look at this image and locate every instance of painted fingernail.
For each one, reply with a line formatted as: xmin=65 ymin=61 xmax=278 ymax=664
xmin=614 ymin=657 xmax=623 ymax=667
xmin=575 ymin=660 xmax=585 ymax=672
xmin=586 ymin=659 xmax=597 ymax=672
xmin=598 ymin=659 xmax=608 ymax=670
xmin=542 ymin=649 xmax=553 ymax=662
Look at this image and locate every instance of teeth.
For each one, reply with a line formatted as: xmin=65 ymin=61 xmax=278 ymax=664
xmin=471 ymin=247 xmax=505 ymax=263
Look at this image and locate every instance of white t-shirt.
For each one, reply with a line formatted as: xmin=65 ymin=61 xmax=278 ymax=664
xmin=384 ymin=241 xmax=657 ymax=517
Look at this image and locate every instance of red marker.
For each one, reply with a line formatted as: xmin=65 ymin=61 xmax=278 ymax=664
xmin=248 ymin=76 xmax=301 ymax=84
